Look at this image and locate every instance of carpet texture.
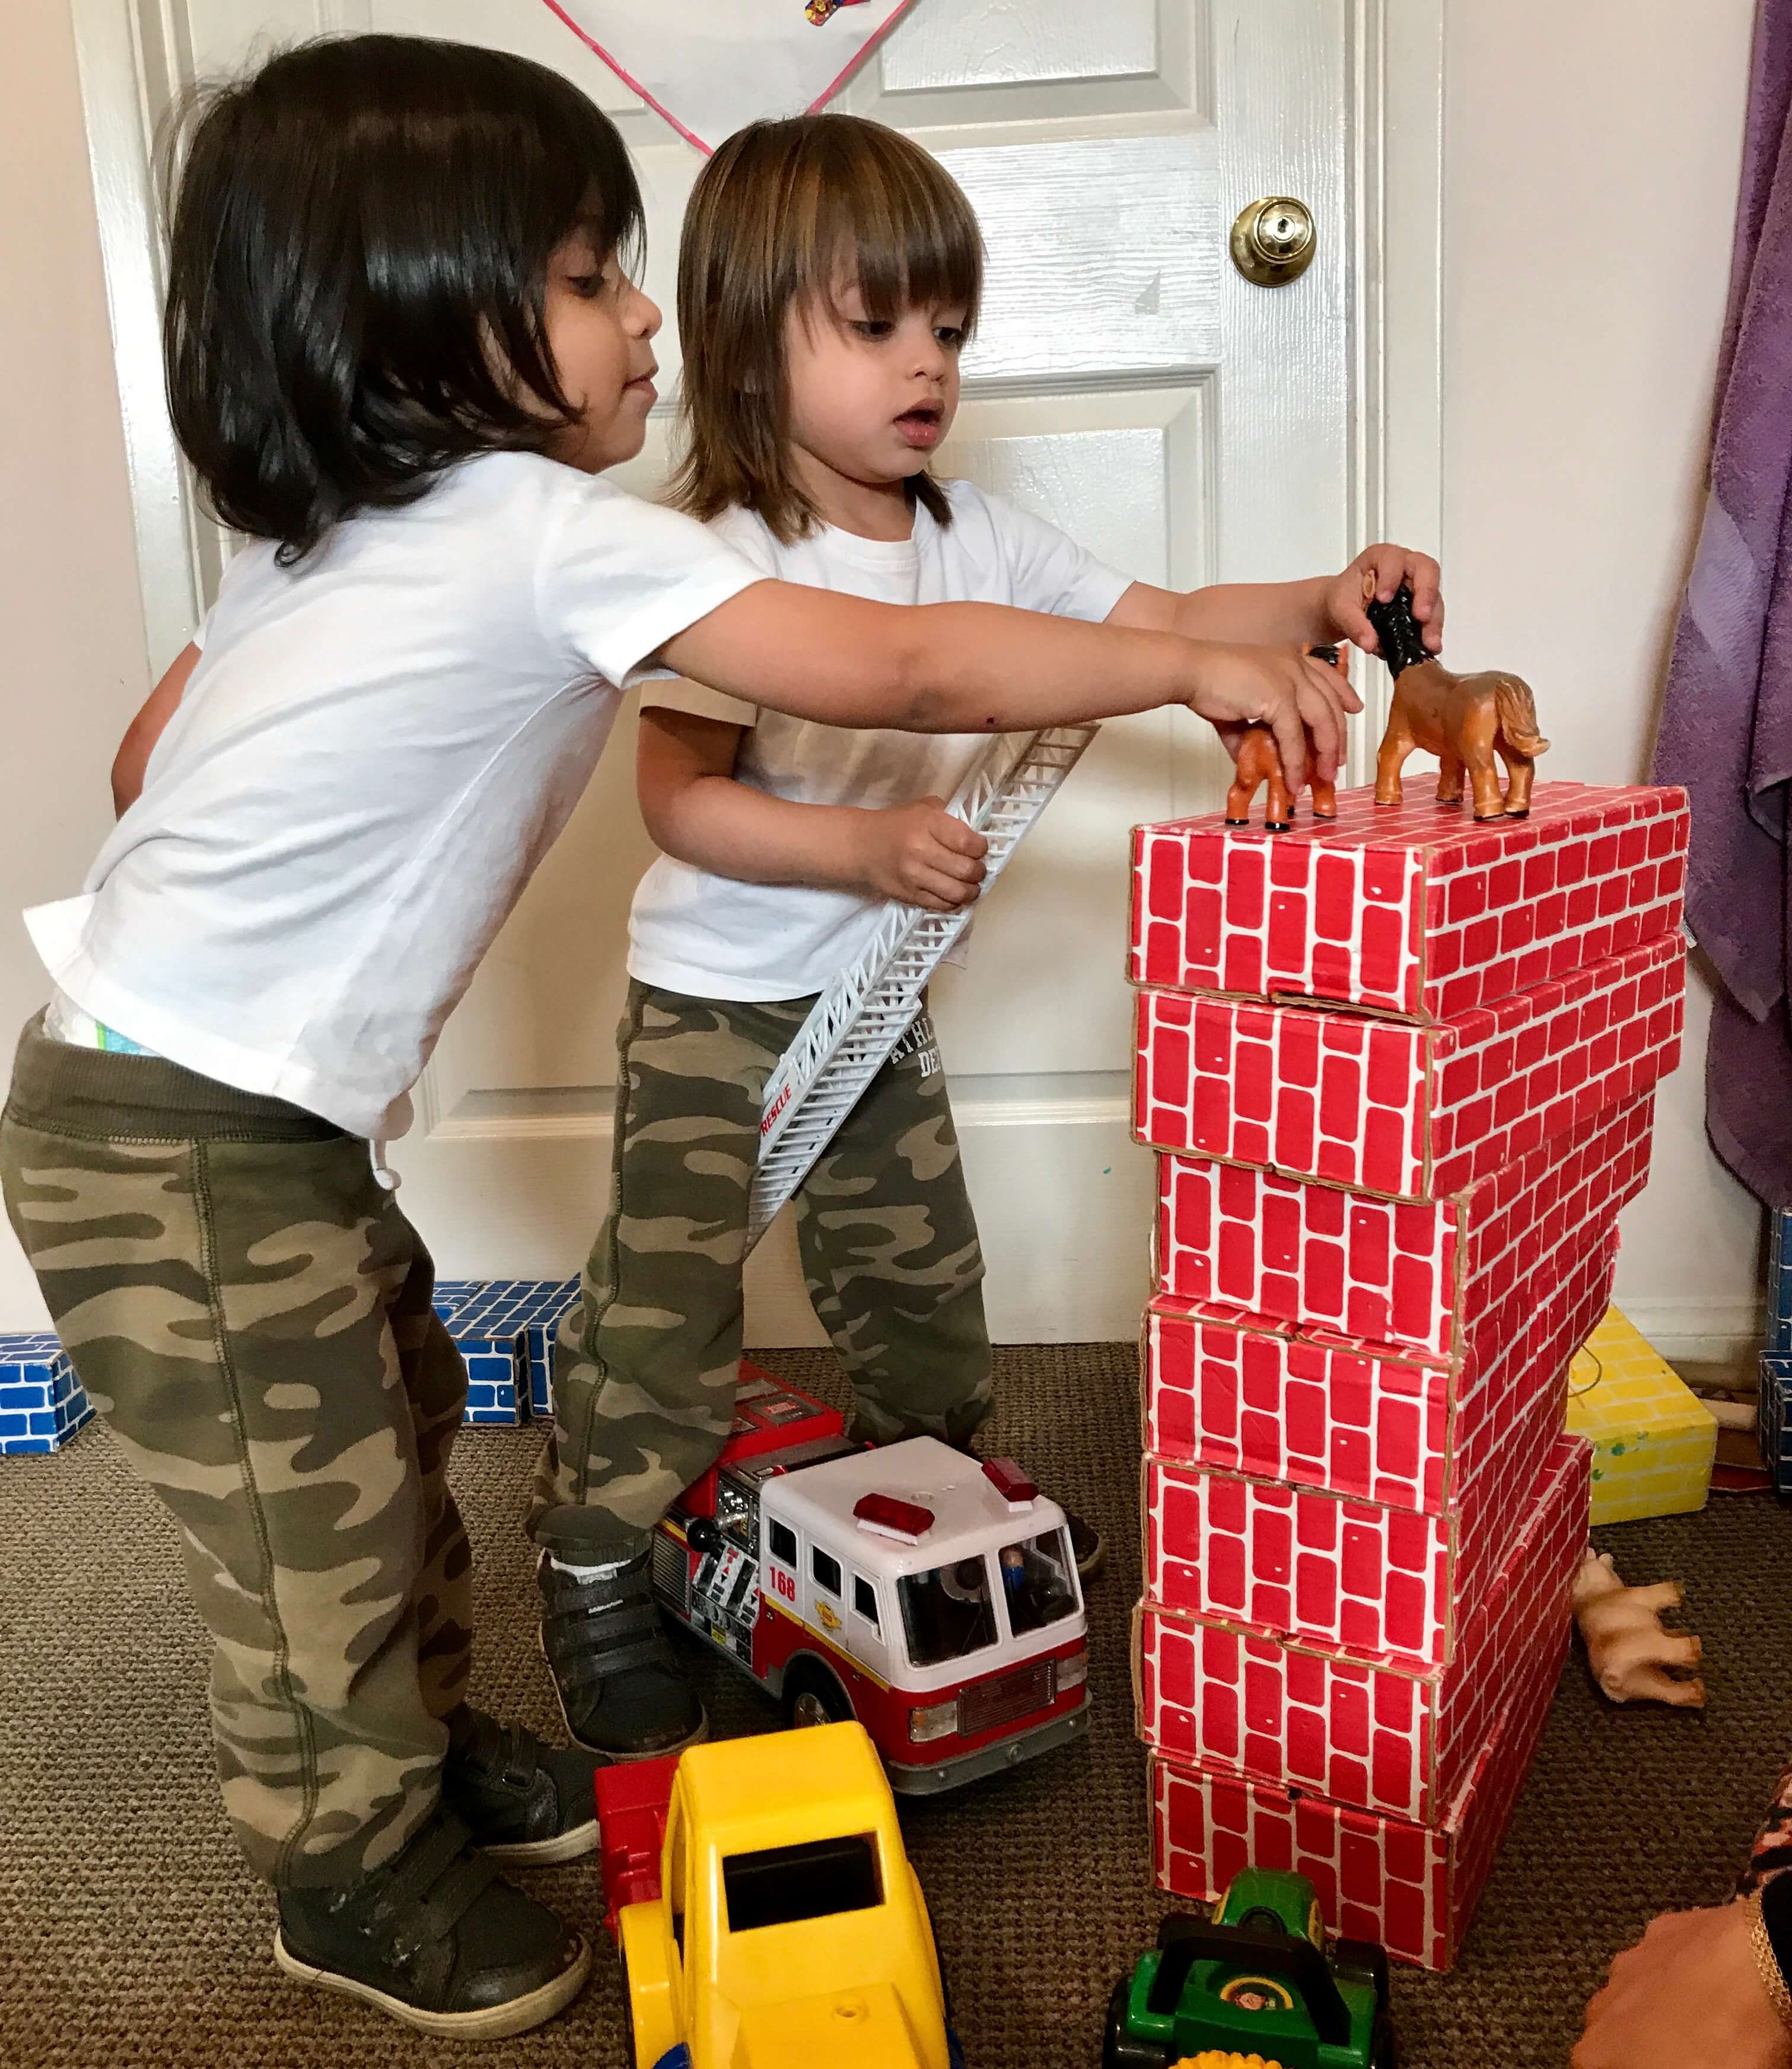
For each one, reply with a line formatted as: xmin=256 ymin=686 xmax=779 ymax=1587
xmin=2 ymin=1341 xmax=1786 ymax=2068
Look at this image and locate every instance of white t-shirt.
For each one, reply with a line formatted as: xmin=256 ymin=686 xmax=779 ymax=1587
xmin=627 ymin=480 xmax=1132 ymax=1001
xmin=26 ymin=452 xmax=760 ymax=1139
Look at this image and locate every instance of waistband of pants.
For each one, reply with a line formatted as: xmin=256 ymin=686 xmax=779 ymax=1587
xmin=4 ymin=1013 xmax=349 ymax=1144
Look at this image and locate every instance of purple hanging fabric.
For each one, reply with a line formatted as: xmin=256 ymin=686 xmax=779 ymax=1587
xmin=1654 ymin=0 xmax=1792 ymax=1207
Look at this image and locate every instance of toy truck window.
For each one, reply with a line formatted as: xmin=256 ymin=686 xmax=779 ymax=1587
xmin=812 ymin=1546 xmax=843 ymax=1596
xmin=852 ymin=1573 xmax=880 ymax=1629
xmin=898 ymin=1556 xmax=998 ymax=1667
xmin=768 ymin=1520 xmax=797 ymax=1566
xmin=998 ymin=1527 xmax=1078 ymax=1635
xmin=722 ymin=1834 xmax=883 ymax=1933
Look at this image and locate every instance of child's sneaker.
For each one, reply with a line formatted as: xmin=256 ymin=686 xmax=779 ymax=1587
xmin=535 ymin=1545 xmax=708 ymax=1760
xmin=273 ymin=1807 xmax=590 ymax=2039
xmin=441 ymin=1705 xmax=601 ymax=1866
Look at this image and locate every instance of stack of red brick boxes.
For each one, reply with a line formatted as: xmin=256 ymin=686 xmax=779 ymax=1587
xmin=1125 ymin=781 xmax=1689 ymax=1969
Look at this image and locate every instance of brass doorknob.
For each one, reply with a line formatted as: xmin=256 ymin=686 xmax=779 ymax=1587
xmin=1230 ymin=196 xmax=1317 ymax=287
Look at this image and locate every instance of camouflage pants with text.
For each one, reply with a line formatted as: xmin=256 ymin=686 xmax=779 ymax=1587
xmin=527 ymin=981 xmax=994 ymax=1557
xmin=0 ymin=1017 xmax=470 ymax=1887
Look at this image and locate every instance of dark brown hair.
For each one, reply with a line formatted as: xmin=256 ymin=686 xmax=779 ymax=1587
xmin=162 ymin=34 xmax=644 ymax=563
xmin=668 ymin=113 xmax=983 ymax=543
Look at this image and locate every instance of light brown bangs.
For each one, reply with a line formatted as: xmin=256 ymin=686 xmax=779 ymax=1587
xmin=790 ymin=122 xmax=983 ymax=336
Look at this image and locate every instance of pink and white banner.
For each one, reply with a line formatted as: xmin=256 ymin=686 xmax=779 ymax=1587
xmin=540 ymin=0 xmax=922 ymax=154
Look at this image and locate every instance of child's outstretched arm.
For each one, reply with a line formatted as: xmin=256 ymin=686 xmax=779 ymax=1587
xmin=659 ymin=582 xmax=1360 ymax=793
xmin=638 ymin=707 xmax=988 ymax=915
xmin=1107 ymin=542 xmax=1446 ymax=661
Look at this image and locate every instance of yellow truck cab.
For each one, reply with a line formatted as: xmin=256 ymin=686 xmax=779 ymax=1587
xmin=613 ymin=1723 xmax=959 ymax=2069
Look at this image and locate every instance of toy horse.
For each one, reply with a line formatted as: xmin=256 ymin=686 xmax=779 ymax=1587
xmin=1223 ymin=644 xmax=1345 ymax=832
xmin=1367 ymin=580 xmax=1549 ymax=819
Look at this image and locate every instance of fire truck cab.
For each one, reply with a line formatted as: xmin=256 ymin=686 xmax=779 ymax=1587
xmin=652 ymin=1367 xmax=1091 ymax=1792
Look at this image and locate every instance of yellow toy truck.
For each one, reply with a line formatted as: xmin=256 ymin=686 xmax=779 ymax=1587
xmin=598 ymin=1721 xmax=966 ymax=2069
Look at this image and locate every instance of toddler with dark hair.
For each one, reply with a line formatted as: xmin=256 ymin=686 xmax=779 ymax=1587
xmin=1 ymin=34 xmax=1360 ymax=2041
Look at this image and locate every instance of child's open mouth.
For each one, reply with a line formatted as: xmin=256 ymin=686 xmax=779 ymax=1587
xmin=895 ymin=404 xmax=943 ymax=449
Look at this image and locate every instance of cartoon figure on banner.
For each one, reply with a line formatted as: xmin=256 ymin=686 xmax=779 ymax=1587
xmin=1224 ymin=642 xmax=1348 ymax=831
xmin=1367 ymin=577 xmax=1549 ymax=820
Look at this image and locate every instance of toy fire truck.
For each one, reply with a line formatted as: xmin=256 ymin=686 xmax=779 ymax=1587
xmin=651 ymin=1364 xmax=1091 ymax=1792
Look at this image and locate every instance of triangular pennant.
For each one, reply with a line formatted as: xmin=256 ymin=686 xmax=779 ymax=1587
xmin=539 ymin=0 xmax=922 ymax=154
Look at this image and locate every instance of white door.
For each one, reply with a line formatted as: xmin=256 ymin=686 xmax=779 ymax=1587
xmin=94 ymin=0 xmax=1405 ymax=1343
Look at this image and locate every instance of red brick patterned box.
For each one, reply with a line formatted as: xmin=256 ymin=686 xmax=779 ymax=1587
xmin=1134 ymin=930 xmax=1682 ymax=1203
xmin=1128 ymin=782 xmax=1687 ymax=1023
xmin=1142 ymin=1230 xmax=1612 ymax=1666
xmin=1154 ymin=1090 xmax=1653 ymax=1358
xmin=1135 ymin=1436 xmax=1589 ymax=1823
xmin=1149 ymin=1611 xmax=1570 ymax=1971
xmin=1143 ymin=1212 xmax=1615 ymax=1518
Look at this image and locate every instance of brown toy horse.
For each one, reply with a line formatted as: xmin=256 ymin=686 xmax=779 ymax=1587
xmin=1367 ymin=578 xmax=1549 ymax=819
xmin=1224 ymin=643 xmax=1345 ymax=832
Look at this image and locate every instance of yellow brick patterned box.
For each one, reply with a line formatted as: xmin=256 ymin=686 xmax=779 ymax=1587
xmin=1565 ymin=1307 xmax=1717 ymax=1524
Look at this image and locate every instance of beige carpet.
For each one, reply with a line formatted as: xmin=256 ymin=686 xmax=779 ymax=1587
xmin=2 ymin=1341 xmax=1787 ymax=2068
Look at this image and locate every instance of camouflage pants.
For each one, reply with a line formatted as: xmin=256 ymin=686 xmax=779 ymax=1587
xmin=527 ymin=982 xmax=993 ymax=1557
xmin=0 ymin=1017 xmax=470 ymax=1887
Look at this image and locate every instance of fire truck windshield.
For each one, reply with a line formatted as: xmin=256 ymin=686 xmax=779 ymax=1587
xmin=897 ymin=1556 xmax=999 ymax=1668
xmin=997 ymin=1527 xmax=1078 ymax=1635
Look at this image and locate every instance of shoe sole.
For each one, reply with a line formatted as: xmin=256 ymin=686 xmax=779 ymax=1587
xmin=539 ymin=1622 xmax=711 ymax=1765
xmin=480 ymin=1815 xmax=600 ymax=1868
xmin=272 ymin=1927 xmax=591 ymax=2039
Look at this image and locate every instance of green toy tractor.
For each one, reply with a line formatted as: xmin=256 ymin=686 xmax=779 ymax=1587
xmin=1102 ymin=1868 xmax=1396 ymax=2069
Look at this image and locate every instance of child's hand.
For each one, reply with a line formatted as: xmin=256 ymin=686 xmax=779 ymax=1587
xmin=1326 ymin=543 xmax=1444 ymax=655
xmin=1185 ymin=643 xmax=1364 ymax=794
xmin=859 ymin=799 xmax=989 ymax=911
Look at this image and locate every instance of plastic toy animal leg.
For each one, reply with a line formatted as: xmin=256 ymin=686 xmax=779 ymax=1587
xmin=1466 ymin=753 xmax=1507 ymax=820
xmin=1223 ymin=769 xmax=1259 ymax=826
xmin=1503 ymin=750 xmax=1536 ymax=816
xmin=1263 ymin=762 xmax=1294 ymax=832
xmin=1435 ymin=750 xmax=1464 ymax=806
xmin=1374 ymin=720 xmax=1411 ymax=807
xmin=1310 ymin=776 xmax=1337 ymax=819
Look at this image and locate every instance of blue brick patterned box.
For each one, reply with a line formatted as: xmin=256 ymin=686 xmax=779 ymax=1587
xmin=0 ymin=1332 xmax=96 ymax=1456
xmin=1762 ymin=1352 xmax=1792 ymax=1496
xmin=1770 ymin=1211 xmax=1792 ymax=1357
xmin=432 ymin=1279 xmax=484 ymax=1326
xmin=449 ymin=1279 xmax=580 ymax=1421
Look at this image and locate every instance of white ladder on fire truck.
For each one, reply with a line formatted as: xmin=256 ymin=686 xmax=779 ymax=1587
xmin=746 ymin=722 xmax=1097 ymax=1249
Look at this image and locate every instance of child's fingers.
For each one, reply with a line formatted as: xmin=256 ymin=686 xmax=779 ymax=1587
xmin=924 ymin=809 xmax=989 ymax=860
xmin=1294 ymin=658 xmax=1352 ymax=781
xmin=924 ymin=840 xmax=986 ymax=886
xmin=1265 ymin=708 xmax=1309 ymax=794
xmin=906 ymin=868 xmax=982 ymax=911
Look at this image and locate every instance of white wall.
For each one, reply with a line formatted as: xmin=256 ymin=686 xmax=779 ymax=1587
xmin=1441 ymin=0 xmax=1763 ymax=1357
xmin=0 ymin=0 xmax=1773 ymax=1352
xmin=0 ymin=0 xmax=154 ymax=1325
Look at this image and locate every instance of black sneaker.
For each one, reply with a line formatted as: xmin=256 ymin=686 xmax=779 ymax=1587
xmin=1063 ymin=1505 xmax=1107 ymax=1583
xmin=536 ymin=1545 xmax=707 ymax=1761
xmin=442 ymin=1704 xmax=601 ymax=1867
xmin=273 ymin=1807 xmax=590 ymax=2039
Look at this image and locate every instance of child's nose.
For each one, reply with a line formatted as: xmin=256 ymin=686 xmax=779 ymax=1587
xmin=631 ymin=285 xmax=663 ymax=339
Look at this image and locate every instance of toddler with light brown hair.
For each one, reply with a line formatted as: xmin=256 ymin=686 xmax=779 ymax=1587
xmin=525 ymin=112 xmax=1435 ymax=1764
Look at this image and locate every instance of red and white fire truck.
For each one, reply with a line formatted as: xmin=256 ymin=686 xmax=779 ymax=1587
xmin=651 ymin=1364 xmax=1091 ymax=1793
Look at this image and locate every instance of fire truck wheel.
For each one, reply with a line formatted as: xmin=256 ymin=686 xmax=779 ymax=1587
xmin=781 ymin=1659 xmax=855 ymax=1731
